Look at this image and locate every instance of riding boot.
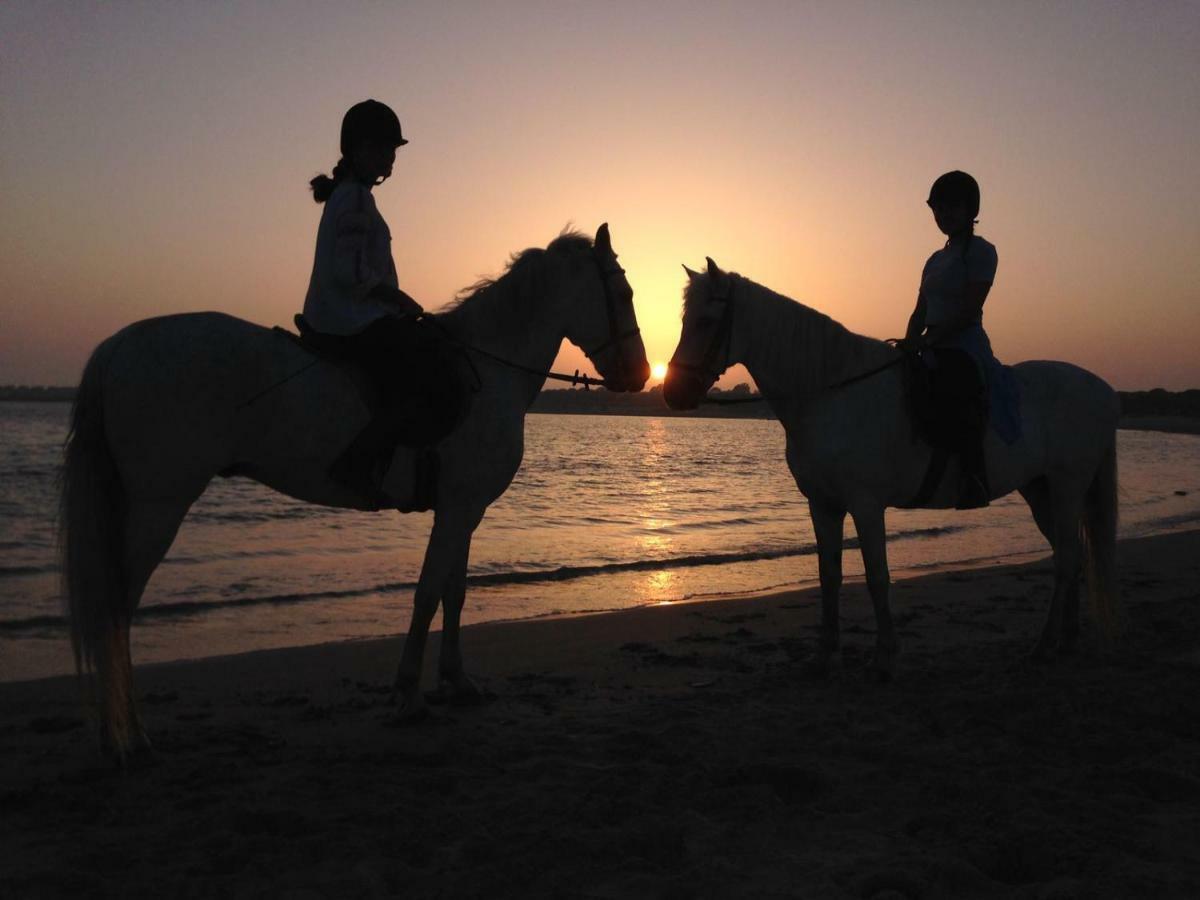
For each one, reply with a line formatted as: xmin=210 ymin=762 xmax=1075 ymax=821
xmin=328 ymin=419 xmax=394 ymax=509
xmin=956 ymin=429 xmax=990 ymax=510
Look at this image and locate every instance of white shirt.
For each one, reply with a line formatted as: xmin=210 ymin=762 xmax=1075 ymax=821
xmin=302 ymin=180 xmax=398 ymax=335
xmin=920 ymin=235 xmax=997 ymax=329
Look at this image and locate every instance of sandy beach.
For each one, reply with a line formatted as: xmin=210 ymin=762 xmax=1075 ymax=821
xmin=2 ymin=529 xmax=1198 ymax=899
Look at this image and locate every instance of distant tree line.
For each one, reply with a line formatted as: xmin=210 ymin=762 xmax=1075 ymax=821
xmin=4 ymin=383 xmax=1199 ymax=421
xmin=0 ymin=386 xmax=76 ymax=402
xmin=530 ymin=383 xmax=775 ymax=419
xmin=1118 ymin=389 xmax=1200 ymax=419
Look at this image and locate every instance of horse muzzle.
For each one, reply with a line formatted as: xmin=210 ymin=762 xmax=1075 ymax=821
xmin=598 ymin=351 xmax=650 ymax=393
xmin=663 ymin=364 xmax=707 ymax=410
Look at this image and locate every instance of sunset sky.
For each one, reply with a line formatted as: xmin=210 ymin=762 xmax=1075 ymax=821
xmin=2 ymin=2 xmax=1197 ymax=390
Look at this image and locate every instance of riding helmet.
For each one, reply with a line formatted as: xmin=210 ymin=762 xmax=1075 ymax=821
xmin=927 ymin=171 xmax=980 ymax=217
xmin=340 ymin=100 xmax=408 ymax=154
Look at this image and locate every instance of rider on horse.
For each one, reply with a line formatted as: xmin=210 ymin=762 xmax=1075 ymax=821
xmin=302 ymin=100 xmax=434 ymax=501
xmin=901 ymin=170 xmax=998 ymax=510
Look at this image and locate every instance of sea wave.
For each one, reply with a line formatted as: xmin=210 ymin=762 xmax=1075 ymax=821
xmin=0 ymin=564 xmax=57 ymax=578
xmin=0 ymin=524 xmax=965 ymax=633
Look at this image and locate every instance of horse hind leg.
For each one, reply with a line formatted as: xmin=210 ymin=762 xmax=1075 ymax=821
xmin=1020 ymin=478 xmax=1081 ymax=653
xmin=1023 ymin=476 xmax=1085 ymax=661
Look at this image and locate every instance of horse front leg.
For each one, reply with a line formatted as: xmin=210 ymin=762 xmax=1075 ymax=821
xmin=808 ymin=499 xmax=846 ymax=677
xmin=392 ymin=510 xmax=479 ymax=721
xmin=851 ymin=505 xmax=897 ymax=681
xmin=431 ymin=525 xmax=489 ymax=705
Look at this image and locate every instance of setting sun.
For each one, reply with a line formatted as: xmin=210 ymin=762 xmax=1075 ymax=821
xmin=651 ymin=362 xmax=668 ymax=380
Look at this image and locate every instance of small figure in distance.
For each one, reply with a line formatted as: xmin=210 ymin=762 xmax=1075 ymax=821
xmin=899 ymin=170 xmax=998 ymax=510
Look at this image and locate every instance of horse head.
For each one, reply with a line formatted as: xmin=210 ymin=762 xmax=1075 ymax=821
xmin=664 ymin=256 xmax=734 ymax=409
xmin=563 ymin=223 xmax=649 ymax=393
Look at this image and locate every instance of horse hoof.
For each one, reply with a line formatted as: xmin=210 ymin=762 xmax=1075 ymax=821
xmin=1029 ymin=642 xmax=1057 ymax=664
xmin=803 ymin=655 xmax=834 ymax=680
xmin=866 ymin=655 xmax=895 ymax=683
xmin=426 ymin=678 xmax=489 ymax=707
xmin=389 ymin=699 xmax=432 ymax=726
xmin=124 ymin=742 xmax=159 ymax=771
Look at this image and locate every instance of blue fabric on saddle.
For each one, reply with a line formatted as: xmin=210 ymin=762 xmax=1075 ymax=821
xmin=932 ymin=323 xmax=1021 ymax=445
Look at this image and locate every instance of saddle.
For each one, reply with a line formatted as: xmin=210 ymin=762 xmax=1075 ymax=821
xmin=278 ymin=315 xmax=477 ymax=512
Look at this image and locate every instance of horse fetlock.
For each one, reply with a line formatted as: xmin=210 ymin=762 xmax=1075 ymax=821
xmin=818 ymin=630 xmax=840 ymax=652
xmin=803 ymin=642 xmax=840 ymax=680
xmin=868 ymin=641 xmax=898 ymax=681
xmin=429 ymin=672 xmax=487 ymax=707
xmin=390 ymin=681 xmax=431 ymax=723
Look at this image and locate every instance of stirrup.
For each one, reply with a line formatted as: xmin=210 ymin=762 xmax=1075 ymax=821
xmin=956 ymin=475 xmax=990 ymax=510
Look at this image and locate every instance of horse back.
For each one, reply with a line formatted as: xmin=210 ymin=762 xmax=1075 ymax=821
xmin=1012 ymin=360 xmax=1119 ymax=439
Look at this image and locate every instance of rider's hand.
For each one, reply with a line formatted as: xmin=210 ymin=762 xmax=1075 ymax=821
xmin=368 ymin=284 xmax=423 ymax=316
xmin=394 ymin=289 xmax=424 ymax=316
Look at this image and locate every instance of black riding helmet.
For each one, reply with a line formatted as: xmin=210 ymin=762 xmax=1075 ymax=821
xmin=341 ymin=100 xmax=408 ymax=155
xmin=927 ymin=170 xmax=980 ymax=218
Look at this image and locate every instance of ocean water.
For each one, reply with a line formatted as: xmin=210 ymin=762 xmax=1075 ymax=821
xmin=2 ymin=401 xmax=1199 ymax=681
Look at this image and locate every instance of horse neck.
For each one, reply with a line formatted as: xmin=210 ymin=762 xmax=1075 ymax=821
xmin=437 ymin=263 xmax=568 ymax=384
xmin=731 ymin=277 xmax=895 ymax=406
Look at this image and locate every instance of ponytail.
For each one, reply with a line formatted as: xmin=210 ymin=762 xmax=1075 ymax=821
xmin=309 ymin=158 xmax=350 ymax=203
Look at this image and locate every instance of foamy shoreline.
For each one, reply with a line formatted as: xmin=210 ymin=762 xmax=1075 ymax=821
xmin=0 ymin=529 xmax=1178 ymax=685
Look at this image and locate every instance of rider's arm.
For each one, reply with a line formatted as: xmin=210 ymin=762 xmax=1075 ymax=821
xmin=366 ymin=283 xmax=423 ymax=316
xmin=904 ymin=292 xmax=927 ymax=344
xmin=332 ymin=206 xmax=381 ymax=298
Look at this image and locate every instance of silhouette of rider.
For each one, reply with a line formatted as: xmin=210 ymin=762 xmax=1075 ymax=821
xmin=303 ymin=99 xmax=424 ymax=499
xmin=900 ymin=171 xmax=998 ymax=509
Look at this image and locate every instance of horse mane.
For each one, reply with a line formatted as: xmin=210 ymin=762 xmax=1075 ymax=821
xmin=684 ymin=272 xmax=896 ymax=398
xmin=446 ymin=229 xmax=593 ymax=311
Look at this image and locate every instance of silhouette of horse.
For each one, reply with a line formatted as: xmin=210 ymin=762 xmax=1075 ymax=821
xmin=665 ymin=258 xmax=1119 ymax=678
xmin=61 ymin=225 xmax=649 ymax=756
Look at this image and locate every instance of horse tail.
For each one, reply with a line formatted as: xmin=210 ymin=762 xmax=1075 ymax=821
xmin=59 ymin=337 xmax=136 ymax=755
xmin=1081 ymin=437 xmax=1120 ymax=637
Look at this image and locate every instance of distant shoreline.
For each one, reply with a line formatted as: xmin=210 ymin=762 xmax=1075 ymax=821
xmin=4 ymin=385 xmax=1200 ymax=432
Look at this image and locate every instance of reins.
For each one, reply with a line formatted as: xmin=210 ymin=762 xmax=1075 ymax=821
xmin=420 ymin=313 xmax=610 ymax=390
xmin=823 ymin=340 xmax=907 ymax=390
xmin=422 ymin=252 xmax=636 ymax=391
xmin=240 ymin=249 xmax=631 ymax=408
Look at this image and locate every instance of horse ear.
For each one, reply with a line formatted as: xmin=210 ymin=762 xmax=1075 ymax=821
xmin=682 ymin=264 xmax=699 ymax=279
xmin=595 ymin=223 xmax=612 ymax=254
xmin=706 ymin=256 xmax=731 ymax=295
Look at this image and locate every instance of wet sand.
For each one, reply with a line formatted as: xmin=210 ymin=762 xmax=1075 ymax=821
xmin=2 ymin=530 xmax=1199 ymax=898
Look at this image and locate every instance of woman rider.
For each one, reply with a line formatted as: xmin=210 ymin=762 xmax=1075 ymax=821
xmin=303 ymin=99 xmax=424 ymax=500
xmin=901 ymin=170 xmax=998 ymax=509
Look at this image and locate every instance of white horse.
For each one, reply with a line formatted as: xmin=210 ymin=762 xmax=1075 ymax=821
xmin=61 ymin=225 xmax=649 ymax=755
xmin=665 ymin=258 xmax=1119 ymax=678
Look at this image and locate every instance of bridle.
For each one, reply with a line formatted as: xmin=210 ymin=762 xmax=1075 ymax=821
xmin=579 ymin=253 xmax=641 ymax=387
xmin=668 ymin=275 xmax=736 ymax=392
